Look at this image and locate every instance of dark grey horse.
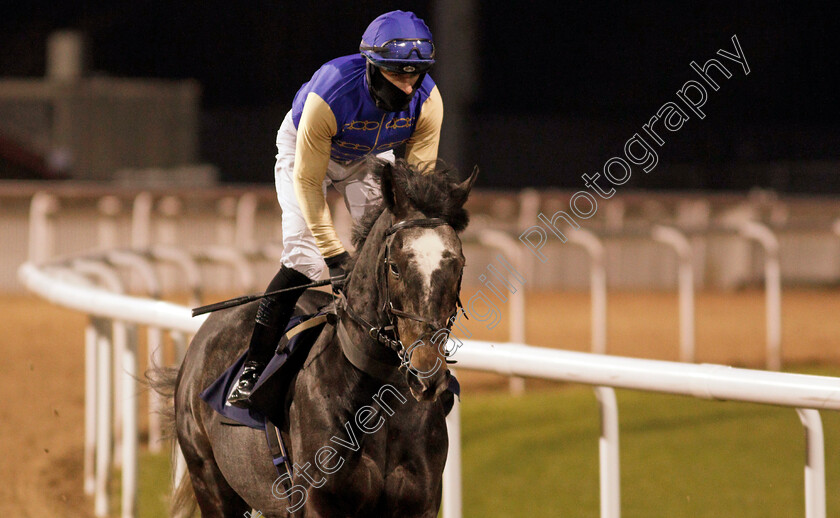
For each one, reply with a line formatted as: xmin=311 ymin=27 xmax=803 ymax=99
xmin=156 ymin=159 xmax=477 ymax=517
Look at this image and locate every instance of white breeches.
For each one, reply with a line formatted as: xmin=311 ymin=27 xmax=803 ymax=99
xmin=273 ymin=110 xmax=393 ymax=280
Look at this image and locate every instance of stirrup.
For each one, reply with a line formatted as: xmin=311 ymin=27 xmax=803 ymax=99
xmin=227 ymin=361 xmax=264 ymax=408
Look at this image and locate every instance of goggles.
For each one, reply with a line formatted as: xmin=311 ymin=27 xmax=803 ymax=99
xmin=372 ymin=60 xmax=433 ymax=74
xmin=360 ymin=39 xmax=436 ymax=60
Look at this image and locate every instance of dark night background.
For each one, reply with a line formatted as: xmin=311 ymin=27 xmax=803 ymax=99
xmin=2 ymin=1 xmax=839 ymax=192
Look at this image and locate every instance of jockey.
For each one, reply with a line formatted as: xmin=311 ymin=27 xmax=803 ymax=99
xmin=228 ymin=10 xmax=443 ymax=408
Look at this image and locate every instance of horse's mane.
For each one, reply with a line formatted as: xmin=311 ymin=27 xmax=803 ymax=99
xmin=350 ymin=158 xmax=470 ymax=251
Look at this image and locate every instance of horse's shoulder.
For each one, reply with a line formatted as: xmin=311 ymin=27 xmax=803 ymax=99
xmin=302 ymin=321 xmax=338 ymax=370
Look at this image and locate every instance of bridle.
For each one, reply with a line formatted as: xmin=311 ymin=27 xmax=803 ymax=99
xmin=342 ymin=216 xmax=467 ymax=369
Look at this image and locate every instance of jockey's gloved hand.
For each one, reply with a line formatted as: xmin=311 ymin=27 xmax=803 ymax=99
xmin=325 ymin=251 xmax=351 ymax=294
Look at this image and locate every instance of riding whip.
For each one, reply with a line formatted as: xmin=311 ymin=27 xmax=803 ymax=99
xmin=191 ymin=279 xmax=332 ymax=317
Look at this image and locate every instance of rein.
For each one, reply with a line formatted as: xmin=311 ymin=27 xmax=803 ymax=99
xmin=191 ymin=279 xmax=331 ymax=317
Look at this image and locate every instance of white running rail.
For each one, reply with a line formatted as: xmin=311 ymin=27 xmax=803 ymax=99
xmin=18 ymin=261 xmax=840 ymax=518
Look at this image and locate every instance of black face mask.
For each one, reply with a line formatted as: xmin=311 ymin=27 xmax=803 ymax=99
xmin=366 ymin=62 xmax=425 ymax=112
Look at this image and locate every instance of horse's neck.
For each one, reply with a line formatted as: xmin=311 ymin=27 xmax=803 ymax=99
xmin=344 ymin=212 xmax=391 ymax=332
xmin=338 ymin=212 xmax=402 ymax=374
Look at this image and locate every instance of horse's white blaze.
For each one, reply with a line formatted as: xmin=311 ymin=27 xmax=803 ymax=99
xmin=409 ymin=230 xmax=447 ymax=292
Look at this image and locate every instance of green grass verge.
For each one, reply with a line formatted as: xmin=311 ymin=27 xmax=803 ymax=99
xmin=111 ymin=448 xmax=173 ymax=517
xmin=135 ymin=366 xmax=840 ymax=517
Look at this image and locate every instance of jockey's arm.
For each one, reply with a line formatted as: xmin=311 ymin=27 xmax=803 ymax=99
xmin=292 ymin=92 xmax=346 ymax=259
xmin=405 ymin=85 xmax=443 ymax=170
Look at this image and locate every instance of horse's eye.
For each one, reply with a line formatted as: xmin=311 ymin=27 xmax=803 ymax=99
xmin=389 ymin=262 xmax=400 ymax=278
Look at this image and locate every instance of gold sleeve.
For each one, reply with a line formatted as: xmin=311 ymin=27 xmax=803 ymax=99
xmin=292 ymin=92 xmax=345 ymax=258
xmin=405 ymin=85 xmax=443 ymax=168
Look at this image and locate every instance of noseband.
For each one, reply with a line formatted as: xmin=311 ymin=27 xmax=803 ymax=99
xmin=342 ymin=217 xmax=466 ymax=367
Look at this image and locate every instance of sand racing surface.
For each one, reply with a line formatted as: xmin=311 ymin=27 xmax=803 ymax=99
xmin=3 ymin=287 xmax=840 ymax=516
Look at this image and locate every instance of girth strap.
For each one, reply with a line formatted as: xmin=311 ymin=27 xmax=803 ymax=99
xmin=276 ymin=314 xmax=331 ymax=354
xmin=264 ymin=418 xmax=293 ymax=487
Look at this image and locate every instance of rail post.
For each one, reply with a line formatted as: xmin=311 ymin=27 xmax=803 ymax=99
xmin=28 ymin=191 xmax=60 ymax=263
xmin=594 ymin=386 xmax=620 ymax=518
xmin=236 ymin=192 xmax=258 ymax=251
xmin=796 ymin=409 xmax=826 ymax=518
xmin=216 ymin=196 xmax=238 ymax=246
xmin=477 ymin=230 xmax=527 ymax=395
xmin=737 ymin=221 xmax=782 ymax=371
xmin=47 ymin=267 xmax=101 ymax=497
xmin=106 ymin=250 xmax=164 ymax=453
xmin=517 ymin=188 xmax=541 ymax=283
xmin=131 ymin=192 xmax=153 ymax=249
xmin=568 ymin=229 xmax=608 ymax=354
xmin=92 ymin=315 xmax=112 ymax=517
xmin=97 ymin=195 xmax=123 ymax=251
xmin=72 ymin=260 xmax=129 ymax=469
xmin=651 ymin=226 xmax=695 ymax=362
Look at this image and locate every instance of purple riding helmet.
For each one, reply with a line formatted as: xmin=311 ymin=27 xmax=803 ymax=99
xmin=360 ymin=10 xmax=436 ymax=112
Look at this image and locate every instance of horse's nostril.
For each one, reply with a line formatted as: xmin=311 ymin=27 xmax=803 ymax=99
xmin=406 ymin=371 xmax=432 ymax=400
xmin=406 ymin=368 xmax=450 ymax=402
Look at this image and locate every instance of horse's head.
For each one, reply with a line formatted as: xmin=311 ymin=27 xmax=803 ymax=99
xmin=347 ymin=159 xmax=477 ymax=402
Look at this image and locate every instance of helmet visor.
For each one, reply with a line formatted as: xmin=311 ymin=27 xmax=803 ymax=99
xmin=361 ymin=39 xmax=435 ymax=60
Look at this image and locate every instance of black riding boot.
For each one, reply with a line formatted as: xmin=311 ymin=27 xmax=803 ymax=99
xmin=227 ymin=265 xmax=310 ymax=408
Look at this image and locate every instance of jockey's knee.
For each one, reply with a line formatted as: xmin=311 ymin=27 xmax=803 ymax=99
xmin=281 ymin=256 xmax=326 ymax=283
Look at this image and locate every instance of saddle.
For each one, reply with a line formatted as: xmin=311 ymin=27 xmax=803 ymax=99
xmin=199 ymin=309 xmax=335 ymax=431
xmin=198 ymin=309 xmax=336 ymax=481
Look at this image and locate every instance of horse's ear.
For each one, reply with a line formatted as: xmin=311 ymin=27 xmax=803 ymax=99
xmin=381 ymin=161 xmax=396 ymax=210
xmin=381 ymin=161 xmax=410 ymax=218
xmin=450 ymin=165 xmax=479 ymax=207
